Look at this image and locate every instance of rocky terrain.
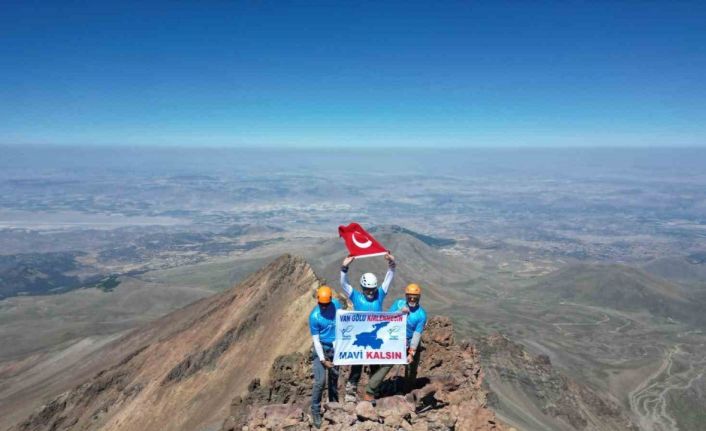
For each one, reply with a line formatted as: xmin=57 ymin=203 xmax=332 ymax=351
xmin=7 ymin=255 xmax=321 ymax=431
xmin=6 ymin=254 xmax=515 ymax=431
xmin=478 ymin=333 xmax=638 ymax=431
xmin=4 ymin=236 xmax=706 ymax=431
xmin=221 ymin=316 xmax=507 ymax=431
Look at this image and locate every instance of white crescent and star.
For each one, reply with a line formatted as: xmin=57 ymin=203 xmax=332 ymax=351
xmin=352 ymin=232 xmax=373 ymax=248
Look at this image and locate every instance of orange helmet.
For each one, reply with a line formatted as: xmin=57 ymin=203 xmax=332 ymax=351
xmin=317 ymin=285 xmax=333 ymax=304
xmin=405 ymin=283 xmax=421 ymax=295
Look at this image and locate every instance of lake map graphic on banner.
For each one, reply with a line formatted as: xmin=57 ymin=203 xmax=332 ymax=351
xmin=334 ymin=311 xmax=407 ymax=365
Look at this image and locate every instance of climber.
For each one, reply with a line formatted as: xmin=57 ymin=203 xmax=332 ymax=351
xmin=309 ymin=285 xmax=342 ymax=428
xmin=339 ymin=252 xmax=396 ymax=401
xmin=366 ymin=283 xmax=428 ymax=396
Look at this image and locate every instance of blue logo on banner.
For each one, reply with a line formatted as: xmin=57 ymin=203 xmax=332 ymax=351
xmin=353 ymin=322 xmax=389 ymax=349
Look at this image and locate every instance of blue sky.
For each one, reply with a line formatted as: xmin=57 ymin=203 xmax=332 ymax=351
xmin=1 ymin=1 xmax=704 ymax=147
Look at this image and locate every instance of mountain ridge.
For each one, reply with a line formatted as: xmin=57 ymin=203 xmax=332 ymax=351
xmin=4 ymin=233 xmax=683 ymax=431
xmin=478 ymin=333 xmax=638 ymax=431
xmin=9 ymin=254 xmax=320 ymax=431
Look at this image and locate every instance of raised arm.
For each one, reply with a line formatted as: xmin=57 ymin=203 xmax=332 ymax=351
xmin=339 ymin=256 xmax=355 ymax=298
xmin=380 ymin=253 xmax=396 ymax=294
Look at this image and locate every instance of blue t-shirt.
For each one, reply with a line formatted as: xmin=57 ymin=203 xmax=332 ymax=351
xmin=388 ymin=298 xmax=427 ymax=340
xmin=309 ymin=298 xmax=342 ymax=345
xmin=350 ymin=288 xmax=387 ymax=312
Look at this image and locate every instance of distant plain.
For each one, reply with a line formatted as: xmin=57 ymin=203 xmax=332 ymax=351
xmin=1 ymin=146 xmax=705 ymax=431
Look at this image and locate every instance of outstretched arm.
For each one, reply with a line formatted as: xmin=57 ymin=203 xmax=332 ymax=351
xmin=380 ymin=253 xmax=396 ymax=294
xmin=339 ymin=256 xmax=355 ymax=298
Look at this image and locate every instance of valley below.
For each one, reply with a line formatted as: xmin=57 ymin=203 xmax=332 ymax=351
xmin=1 ymin=147 xmax=705 ymax=431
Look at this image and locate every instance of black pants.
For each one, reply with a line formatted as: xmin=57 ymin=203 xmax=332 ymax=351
xmin=348 ymin=364 xmax=371 ymax=386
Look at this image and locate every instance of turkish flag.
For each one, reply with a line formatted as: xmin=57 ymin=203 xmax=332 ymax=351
xmin=338 ymin=223 xmax=388 ymax=258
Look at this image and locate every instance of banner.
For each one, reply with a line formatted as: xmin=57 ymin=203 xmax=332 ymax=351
xmin=333 ymin=311 xmax=407 ymax=365
xmin=338 ymin=222 xmax=388 ymax=258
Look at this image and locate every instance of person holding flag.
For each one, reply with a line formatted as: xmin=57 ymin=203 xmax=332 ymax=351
xmin=309 ymin=285 xmax=342 ymax=428
xmin=339 ymin=252 xmax=396 ymax=401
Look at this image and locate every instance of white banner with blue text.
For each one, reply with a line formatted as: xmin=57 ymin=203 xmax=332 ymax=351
xmin=333 ymin=311 xmax=407 ymax=365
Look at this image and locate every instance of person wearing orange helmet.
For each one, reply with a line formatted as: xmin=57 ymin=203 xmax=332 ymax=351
xmin=365 ymin=283 xmax=428 ymax=396
xmin=309 ymin=285 xmax=342 ymax=428
xmin=392 ymin=283 xmax=427 ymax=391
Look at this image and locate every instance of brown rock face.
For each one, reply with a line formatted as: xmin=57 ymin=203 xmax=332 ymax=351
xmin=478 ymin=333 xmax=638 ymax=431
xmin=13 ymin=254 xmax=322 ymax=431
xmin=221 ymin=316 xmax=506 ymax=431
xmin=355 ymin=401 xmax=380 ymax=422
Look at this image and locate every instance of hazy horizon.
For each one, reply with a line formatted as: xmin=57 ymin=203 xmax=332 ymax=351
xmin=3 ymin=144 xmax=706 ymax=177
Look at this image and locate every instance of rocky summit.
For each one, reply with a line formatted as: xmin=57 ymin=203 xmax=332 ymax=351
xmin=221 ymin=316 xmax=509 ymax=431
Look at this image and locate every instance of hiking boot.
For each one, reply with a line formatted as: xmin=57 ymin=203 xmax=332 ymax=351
xmin=363 ymin=392 xmax=375 ymax=402
xmin=312 ymin=413 xmax=322 ymax=429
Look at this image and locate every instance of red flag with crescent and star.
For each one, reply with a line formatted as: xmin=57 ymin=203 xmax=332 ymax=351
xmin=338 ymin=222 xmax=388 ymax=258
